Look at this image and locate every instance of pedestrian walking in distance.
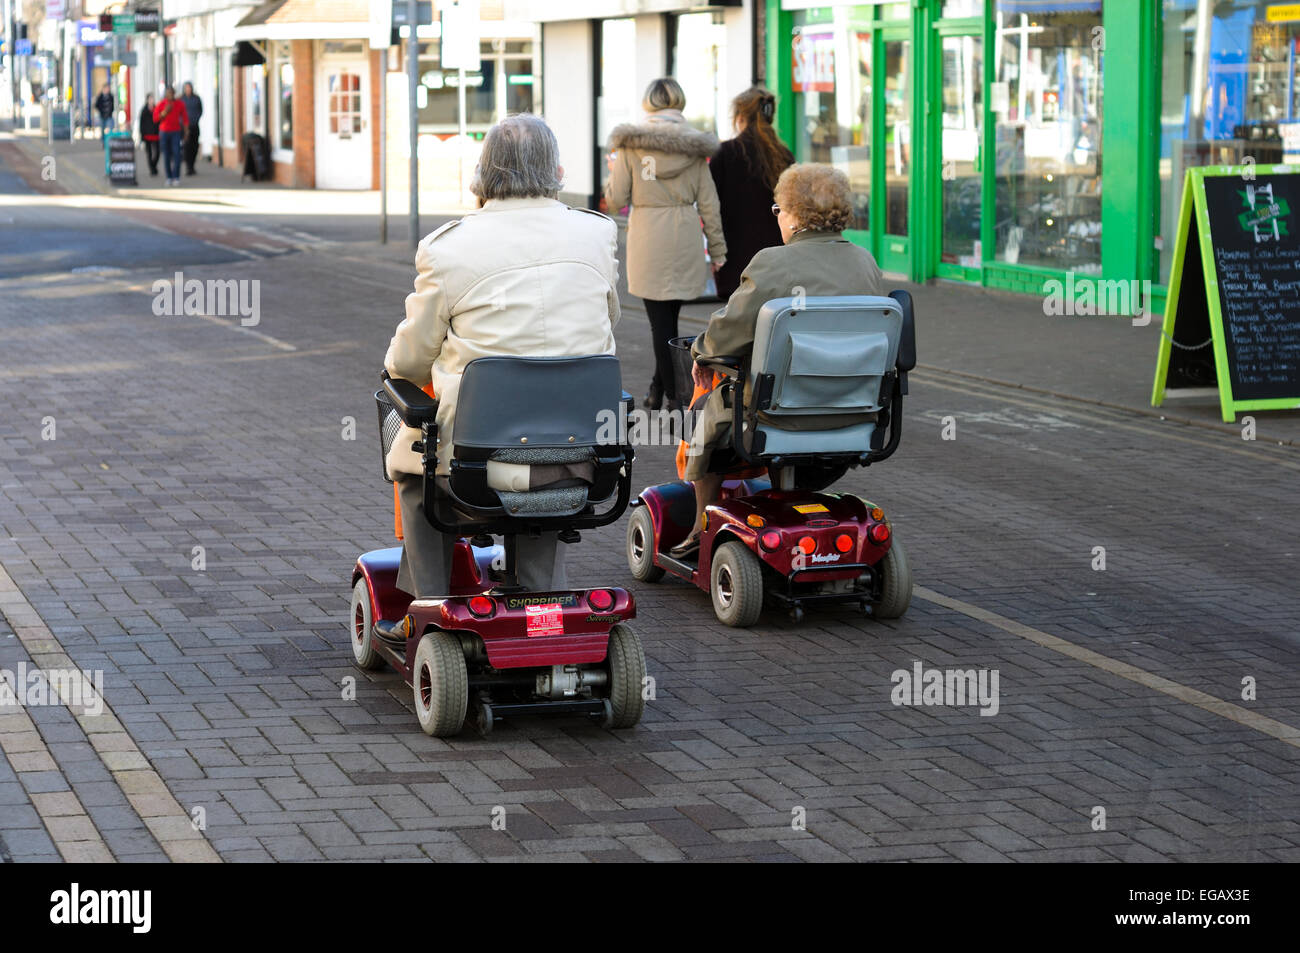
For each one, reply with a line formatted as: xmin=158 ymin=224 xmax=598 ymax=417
xmin=605 ymin=77 xmax=727 ymax=412
xmin=153 ymin=86 xmax=189 ymax=187
xmin=138 ymin=94 xmax=161 ymax=177
xmin=709 ymin=87 xmax=794 ymax=301
xmin=94 ymin=83 xmax=115 ymax=138
xmin=181 ymin=82 xmax=203 ymax=176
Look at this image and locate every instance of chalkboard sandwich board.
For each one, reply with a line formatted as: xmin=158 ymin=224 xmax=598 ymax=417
xmin=108 ymin=136 xmax=138 ymax=186
xmin=1152 ymin=165 xmax=1300 ymax=422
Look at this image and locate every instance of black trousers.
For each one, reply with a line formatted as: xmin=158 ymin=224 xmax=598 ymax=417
xmin=643 ymin=297 xmax=683 ymax=403
xmin=183 ymin=125 xmax=200 ymax=173
xmin=144 ymin=139 xmax=160 ymax=175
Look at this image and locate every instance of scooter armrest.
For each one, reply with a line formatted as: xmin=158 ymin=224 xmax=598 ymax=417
xmin=382 ymin=376 xmax=440 ymax=427
xmin=697 ymin=355 xmax=743 ymax=379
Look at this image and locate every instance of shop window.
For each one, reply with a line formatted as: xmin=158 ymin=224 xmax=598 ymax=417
xmin=328 ymin=72 xmax=362 ymax=136
xmin=791 ymin=8 xmax=874 ymax=231
xmin=673 ymin=12 xmax=726 ymax=137
xmin=274 ymin=42 xmax=293 ymax=152
xmin=246 ymin=68 xmax=264 ymax=137
xmin=1158 ymin=1 xmax=1300 ymax=283
xmin=417 ymin=38 xmax=536 ymax=134
xmin=884 ymin=37 xmax=911 ymax=237
xmin=942 ymin=0 xmax=984 ymax=18
xmin=992 ymin=3 xmax=1104 ymax=273
xmin=505 ymin=58 xmax=535 ymax=115
xmin=598 ymin=19 xmax=638 ymax=187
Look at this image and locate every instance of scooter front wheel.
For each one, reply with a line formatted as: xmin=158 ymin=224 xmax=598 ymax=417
xmin=412 ymin=631 xmax=468 ymax=737
xmin=350 ymin=578 xmax=385 ymax=671
xmin=626 ymin=506 xmax=665 ymax=583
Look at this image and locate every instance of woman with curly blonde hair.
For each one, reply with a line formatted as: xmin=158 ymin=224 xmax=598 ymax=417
xmin=669 ymin=164 xmax=885 ymax=559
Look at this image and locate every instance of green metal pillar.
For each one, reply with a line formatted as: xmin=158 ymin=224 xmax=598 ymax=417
xmin=1100 ymin=0 xmax=1157 ymax=288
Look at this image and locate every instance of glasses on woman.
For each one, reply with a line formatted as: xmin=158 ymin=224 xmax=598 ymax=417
xmin=771 ymin=204 xmax=780 ymax=217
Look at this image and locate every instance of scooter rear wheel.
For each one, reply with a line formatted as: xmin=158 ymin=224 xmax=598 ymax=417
xmin=872 ymin=537 xmax=913 ymax=619
xmin=604 ymin=623 xmax=646 ymax=729
xmin=711 ymin=540 xmax=764 ymax=628
xmin=412 ymin=631 xmax=469 ymax=737
xmin=626 ymin=507 xmax=665 ymax=583
xmin=350 ymin=578 xmax=385 ymax=671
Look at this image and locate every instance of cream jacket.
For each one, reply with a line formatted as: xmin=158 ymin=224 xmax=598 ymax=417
xmin=605 ymin=113 xmax=726 ymax=301
xmin=384 ymin=197 xmax=620 ymax=477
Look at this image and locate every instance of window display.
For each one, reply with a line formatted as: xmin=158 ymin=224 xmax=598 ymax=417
xmin=992 ymin=3 xmax=1104 ymax=273
xmin=791 ymin=7 xmax=876 ymax=231
xmin=1159 ymin=0 xmax=1300 ymax=284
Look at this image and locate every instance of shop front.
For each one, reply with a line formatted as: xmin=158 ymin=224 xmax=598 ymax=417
xmin=773 ymin=0 xmax=1110 ymax=292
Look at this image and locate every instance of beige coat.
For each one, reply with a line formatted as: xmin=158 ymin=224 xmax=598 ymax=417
xmin=385 ymin=197 xmax=620 ymax=477
xmin=605 ymin=113 xmax=727 ymax=301
xmin=684 ymin=230 xmax=884 ymax=480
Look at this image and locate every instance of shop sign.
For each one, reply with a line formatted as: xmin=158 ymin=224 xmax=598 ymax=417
xmin=1266 ymin=4 xmax=1300 ymax=22
xmin=792 ymin=30 xmax=834 ymax=93
xmin=1152 ymin=166 xmax=1300 ymax=423
xmin=77 ymin=21 xmax=107 ymax=47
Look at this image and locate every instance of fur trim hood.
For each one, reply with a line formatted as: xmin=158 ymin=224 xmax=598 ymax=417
xmin=608 ymin=120 xmax=719 ymax=159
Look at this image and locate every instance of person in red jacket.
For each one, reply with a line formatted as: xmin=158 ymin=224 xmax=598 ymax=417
xmin=153 ymin=86 xmax=189 ymax=187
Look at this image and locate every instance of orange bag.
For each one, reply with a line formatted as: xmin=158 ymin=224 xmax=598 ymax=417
xmin=675 ymin=371 xmax=764 ymax=482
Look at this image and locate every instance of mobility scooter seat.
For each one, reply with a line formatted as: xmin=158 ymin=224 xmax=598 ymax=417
xmin=742 ymin=294 xmax=911 ymax=460
xmin=435 ymin=354 xmax=630 ymax=527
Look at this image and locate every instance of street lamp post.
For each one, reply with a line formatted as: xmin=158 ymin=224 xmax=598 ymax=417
xmin=407 ymin=0 xmax=419 ymax=249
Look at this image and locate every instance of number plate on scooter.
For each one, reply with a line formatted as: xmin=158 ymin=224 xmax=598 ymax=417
xmin=524 ymin=603 xmax=564 ymax=637
xmin=793 ymin=503 xmax=829 ymax=514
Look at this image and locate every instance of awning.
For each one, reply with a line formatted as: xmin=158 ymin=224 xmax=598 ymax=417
xmin=233 ymin=0 xmax=370 ymax=41
xmin=232 ymin=39 xmax=266 ymax=67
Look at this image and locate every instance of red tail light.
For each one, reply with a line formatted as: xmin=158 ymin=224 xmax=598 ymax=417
xmin=587 ymin=589 xmax=614 ymax=611
xmin=760 ymin=531 xmax=782 ymax=551
xmin=835 ymin=534 xmax=854 ymax=553
xmin=468 ymin=595 xmax=496 ymax=618
xmin=868 ymin=523 xmax=891 ymax=545
xmin=797 ymin=536 xmax=816 ymax=554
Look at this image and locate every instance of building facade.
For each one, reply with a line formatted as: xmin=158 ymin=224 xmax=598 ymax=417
xmin=508 ymin=0 xmax=758 ymax=208
xmin=763 ymin=0 xmax=1298 ymax=312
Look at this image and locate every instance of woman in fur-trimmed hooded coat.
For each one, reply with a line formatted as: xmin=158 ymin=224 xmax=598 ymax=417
xmin=605 ymin=78 xmax=727 ymax=409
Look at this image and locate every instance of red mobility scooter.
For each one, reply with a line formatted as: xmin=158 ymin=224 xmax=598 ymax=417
xmin=626 ymin=291 xmax=916 ymax=627
xmin=350 ymin=355 xmax=646 ymax=737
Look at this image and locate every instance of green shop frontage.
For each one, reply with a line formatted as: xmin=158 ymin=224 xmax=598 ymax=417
xmin=765 ymin=0 xmax=1300 ymax=314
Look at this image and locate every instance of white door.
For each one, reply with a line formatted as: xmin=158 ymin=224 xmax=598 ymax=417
xmin=315 ymin=59 xmax=370 ymax=189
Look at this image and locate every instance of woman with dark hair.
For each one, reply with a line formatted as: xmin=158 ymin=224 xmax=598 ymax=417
xmin=138 ymin=94 xmax=160 ymax=177
xmin=709 ymin=87 xmax=795 ymax=301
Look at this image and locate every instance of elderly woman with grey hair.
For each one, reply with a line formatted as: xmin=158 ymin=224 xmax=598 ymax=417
xmin=383 ymin=113 xmax=621 ymax=599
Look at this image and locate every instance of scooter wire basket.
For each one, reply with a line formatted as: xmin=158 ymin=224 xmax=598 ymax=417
xmin=668 ymin=335 xmax=699 ymax=411
xmin=374 ymin=389 xmax=403 ymax=484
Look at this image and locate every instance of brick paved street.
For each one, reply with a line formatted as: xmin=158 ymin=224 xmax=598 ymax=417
xmin=1 ymin=128 xmax=1298 ymax=864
